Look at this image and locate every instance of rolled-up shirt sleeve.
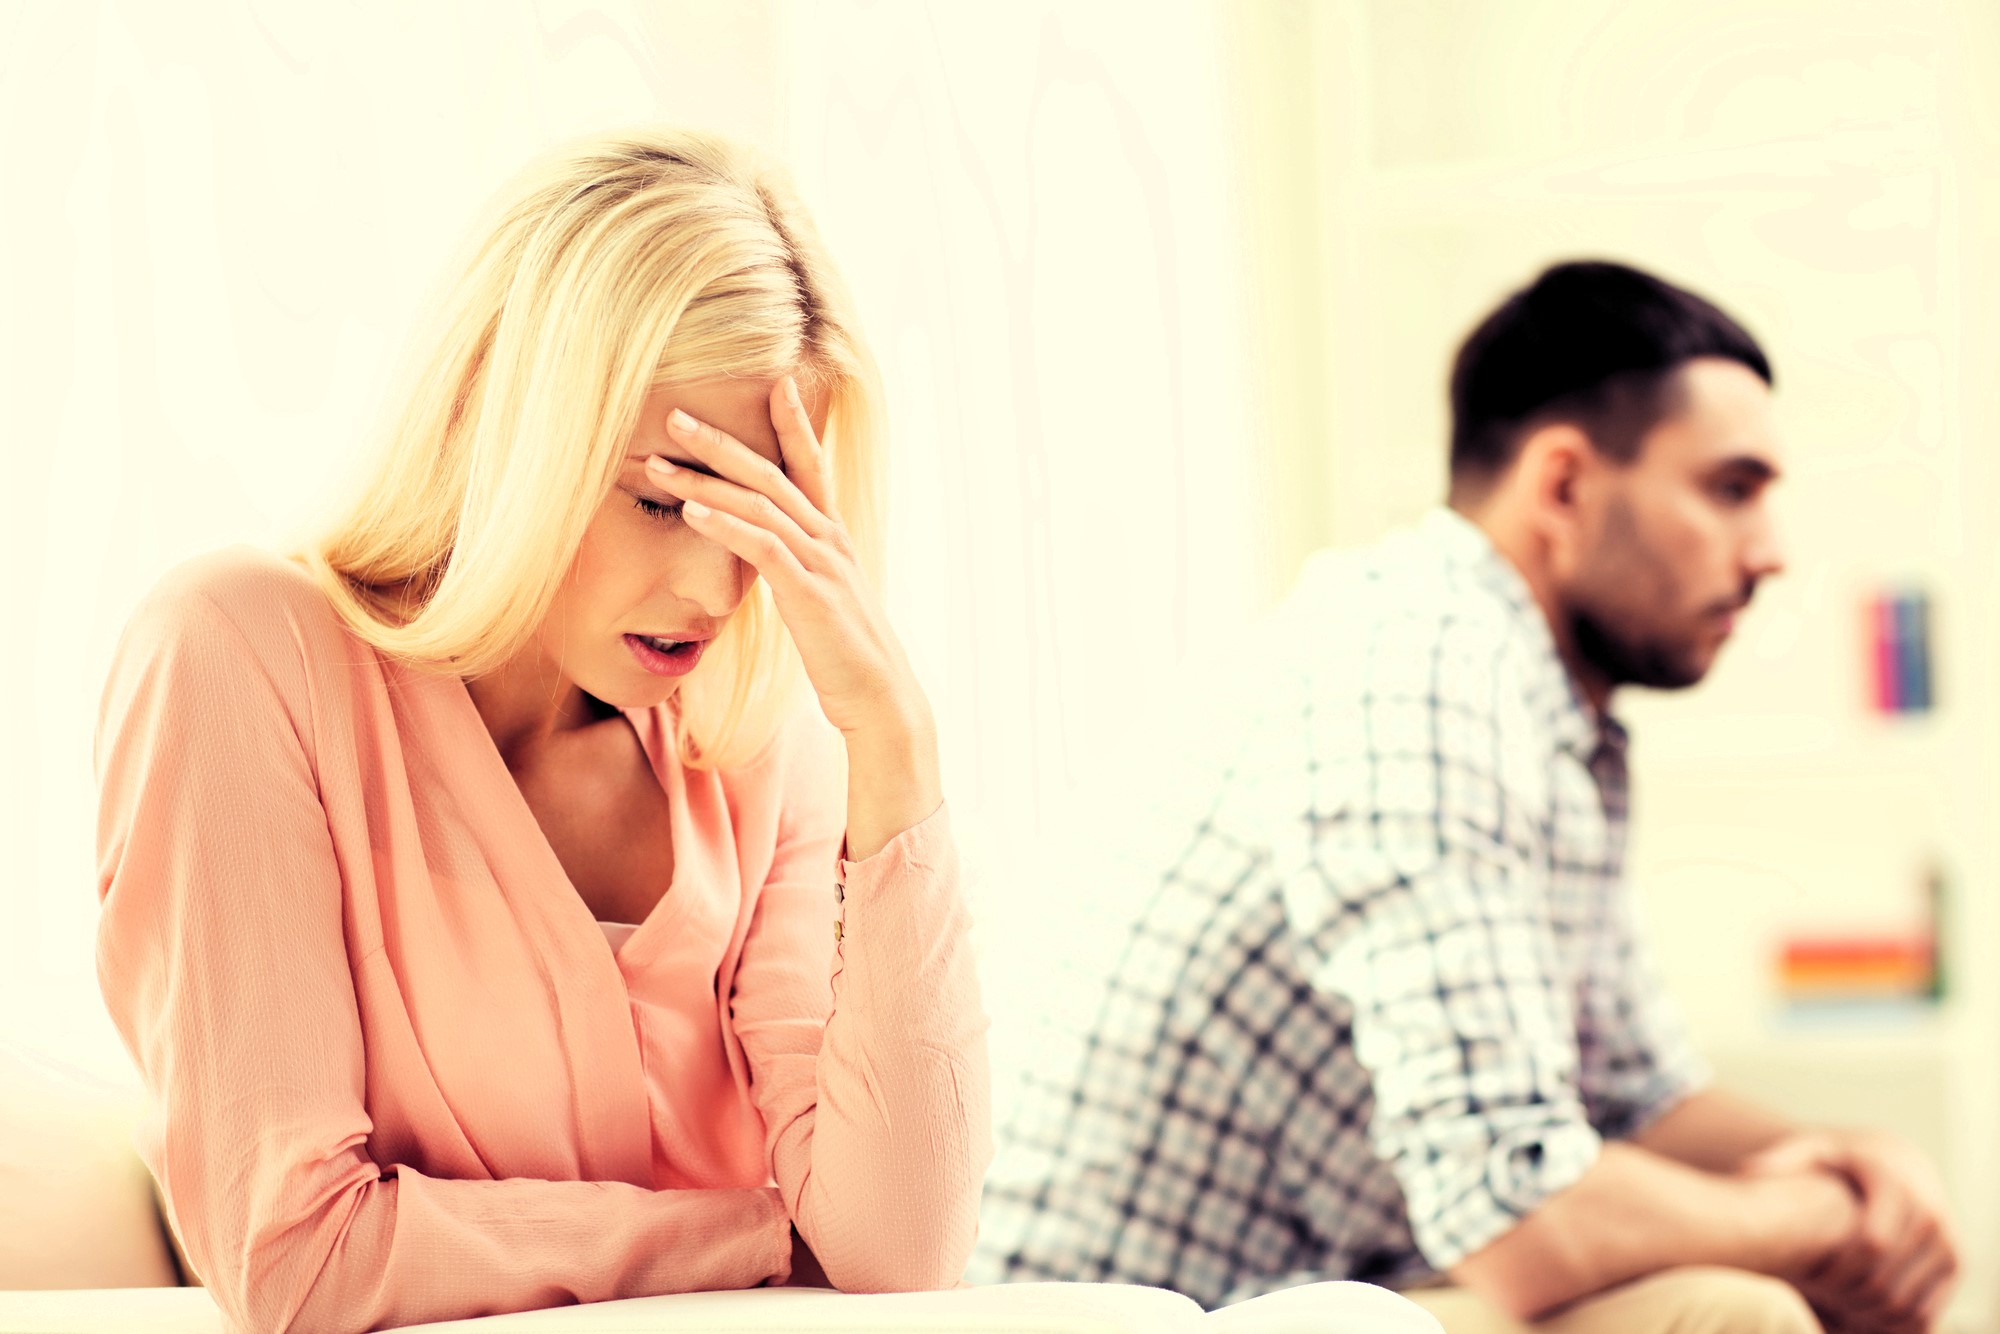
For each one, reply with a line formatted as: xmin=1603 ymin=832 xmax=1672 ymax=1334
xmin=1317 ymin=855 xmax=1602 ymax=1269
xmin=1274 ymin=617 xmax=1607 ymax=1272
xmin=1575 ymin=886 xmax=1711 ymax=1143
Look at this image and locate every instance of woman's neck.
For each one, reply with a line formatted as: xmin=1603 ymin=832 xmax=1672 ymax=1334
xmin=464 ymin=650 xmax=614 ymax=764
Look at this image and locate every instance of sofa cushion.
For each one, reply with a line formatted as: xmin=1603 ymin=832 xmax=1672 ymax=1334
xmin=0 ymin=1042 xmax=179 ymax=1289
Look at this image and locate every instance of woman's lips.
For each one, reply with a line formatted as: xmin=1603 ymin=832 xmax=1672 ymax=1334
xmin=624 ymin=633 xmax=708 ymax=678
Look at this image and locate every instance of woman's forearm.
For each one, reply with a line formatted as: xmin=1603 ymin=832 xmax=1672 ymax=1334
xmin=840 ymin=702 xmax=942 ymax=862
xmin=786 ymin=804 xmax=991 ymax=1292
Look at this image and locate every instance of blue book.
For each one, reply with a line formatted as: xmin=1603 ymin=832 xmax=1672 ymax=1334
xmin=1894 ymin=591 xmax=1932 ymax=713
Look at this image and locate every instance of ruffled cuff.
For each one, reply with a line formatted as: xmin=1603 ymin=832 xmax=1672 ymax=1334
xmin=829 ymin=802 xmax=958 ymax=955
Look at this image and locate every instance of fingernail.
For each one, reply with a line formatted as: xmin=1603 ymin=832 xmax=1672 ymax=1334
xmin=669 ymin=409 xmax=697 ymax=433
xmin=646 ymin=455 xmax=677 ymax=475
xmin=683 ymin=499 xmax=711 ymax=519
xmin=784 ymin=377 xmax=801 ymax=408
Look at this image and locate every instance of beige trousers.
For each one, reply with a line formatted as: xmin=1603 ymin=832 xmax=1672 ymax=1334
xmin=1406 ymin=1267 xmax=1823 ymax=1334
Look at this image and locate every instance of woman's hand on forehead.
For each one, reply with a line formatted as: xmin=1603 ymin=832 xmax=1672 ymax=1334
xmin=655 ymin=406 xmax=799 ymax=493
xmin=633 ymin=376 xmax=823 ymax=475
xmin=645 ymin=376 xmax=939 ymax=861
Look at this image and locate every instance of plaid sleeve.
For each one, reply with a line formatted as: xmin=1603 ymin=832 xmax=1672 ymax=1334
xmin=1574 ymin=888 xmax=1711 ymax=1141
xmin=1271 ymin=612 xmax=1603 ymax=1272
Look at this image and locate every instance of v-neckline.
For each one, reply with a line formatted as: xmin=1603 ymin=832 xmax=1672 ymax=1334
xmin=442 ymin=675 xmax=690 ymax=966
xmin=393 ymin=662 xmax=661 ymax=1185
xmin=605 ymin=703 xmax=694 ymax=965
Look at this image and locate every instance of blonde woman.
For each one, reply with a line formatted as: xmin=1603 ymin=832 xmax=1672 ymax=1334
xmin=93 ymin=130 xmax=988 ymax=1332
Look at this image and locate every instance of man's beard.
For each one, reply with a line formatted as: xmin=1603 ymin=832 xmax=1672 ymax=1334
xmin=1567 ymin=497 xmax=1752 ymax=693
xmin=1569 ymin=605 xmax=1710 ymax=691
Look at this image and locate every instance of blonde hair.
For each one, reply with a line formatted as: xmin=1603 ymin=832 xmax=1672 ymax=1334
xmin=302 ymin=129 xmax=884 ymax=769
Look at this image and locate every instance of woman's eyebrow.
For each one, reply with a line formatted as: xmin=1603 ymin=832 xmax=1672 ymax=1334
xmin=627 ymin=451 xmax=791 ymax=479
xmin=628 ymin=451 xmax=724 ymax=479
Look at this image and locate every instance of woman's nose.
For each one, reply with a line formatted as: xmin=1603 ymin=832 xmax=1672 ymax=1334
xmin=675 ymin=532 xmax=749 ymax=621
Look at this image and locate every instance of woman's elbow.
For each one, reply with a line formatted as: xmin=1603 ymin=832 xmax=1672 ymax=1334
xmin=208 ymin=1193 xmax=397 ymax=1333
xmin=822 ymin=1217 xmax=979 ymax=1294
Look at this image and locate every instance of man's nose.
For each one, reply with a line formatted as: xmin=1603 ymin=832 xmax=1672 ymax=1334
xmin=1745 ymin=512 xmax=1787 ymax=581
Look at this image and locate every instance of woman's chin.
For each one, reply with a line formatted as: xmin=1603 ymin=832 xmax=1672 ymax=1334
xmin=569 ymin=635 xmax=712 ymax=714
xmin=580 ymin=668 xmax=686 ymax=715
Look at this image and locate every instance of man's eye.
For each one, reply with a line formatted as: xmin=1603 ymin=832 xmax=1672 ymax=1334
xmin=633 ymin=496 xmax=685 ymax=522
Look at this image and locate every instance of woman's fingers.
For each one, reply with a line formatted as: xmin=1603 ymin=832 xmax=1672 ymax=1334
xmin=647 ymin=457 xmax=818 ymax=569
xmin=679 ymin=498 xmax=807 ymax=586
xmin=770 ymin=376 xmax=837 ymax=520
xmin=666 ymin=407 xmax=826 ymax=536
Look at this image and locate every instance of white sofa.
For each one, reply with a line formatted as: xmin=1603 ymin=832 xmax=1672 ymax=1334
xmin=0 ymin=1042 xmax=183 ymax=1292
xmin=0 ymin=1043 xmax=1438 ymax=1333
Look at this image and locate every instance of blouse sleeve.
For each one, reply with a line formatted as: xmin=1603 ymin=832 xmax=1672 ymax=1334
xmin=95 ymin=580 xmax=790 ymax=1334
xmin=726 ymin=719 xmax=992 ymax=1293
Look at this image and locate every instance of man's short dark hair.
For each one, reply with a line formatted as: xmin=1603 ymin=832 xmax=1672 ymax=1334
xmin=1448 ymin=260 xmax=1772 ymax=495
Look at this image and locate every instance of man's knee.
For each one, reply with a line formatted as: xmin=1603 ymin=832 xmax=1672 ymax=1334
xmin=1645 ymin=1267 xmax=1821 ymax=1334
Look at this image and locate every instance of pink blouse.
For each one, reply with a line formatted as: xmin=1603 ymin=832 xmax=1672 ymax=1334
xmin=93 ymin=549 xmax=990 ymax=1333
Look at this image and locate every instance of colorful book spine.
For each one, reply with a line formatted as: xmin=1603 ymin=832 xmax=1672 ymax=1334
xmin=1777 ymin=937 xmax=1936 ymax=1004
xmin=1864 ymin=589 xmax=1934 ymax=714
xmin=1898 ymin=591 xmax=1933 ymax=711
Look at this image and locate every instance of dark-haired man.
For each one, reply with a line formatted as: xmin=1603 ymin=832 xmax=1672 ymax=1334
xmin=972 ymin=262 xmax=1956 ymax=1333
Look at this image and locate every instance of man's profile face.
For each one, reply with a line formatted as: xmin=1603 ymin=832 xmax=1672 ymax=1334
xmin=1563 ymin=358 xmax=1788 ymax=691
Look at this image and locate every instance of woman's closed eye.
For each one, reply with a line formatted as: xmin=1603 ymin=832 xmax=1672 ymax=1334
xmin=633 ymin=494 xmax=685 ymax=522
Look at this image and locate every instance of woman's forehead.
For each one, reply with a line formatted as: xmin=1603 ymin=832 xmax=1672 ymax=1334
xmin=626 ymin=377 xmax=830 ymax=467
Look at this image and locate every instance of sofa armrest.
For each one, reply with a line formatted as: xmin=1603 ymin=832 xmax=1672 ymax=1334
xmin=0 ymin=1042 xmax=179 ymax=1291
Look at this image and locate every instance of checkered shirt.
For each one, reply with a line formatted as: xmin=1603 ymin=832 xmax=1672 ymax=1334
xmin=971 ymin=509 xmax=1709 ymax=1307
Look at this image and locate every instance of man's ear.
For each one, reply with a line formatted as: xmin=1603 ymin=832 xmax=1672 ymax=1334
xmin=1513 ymin=421 xmax=1595 ymax=572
